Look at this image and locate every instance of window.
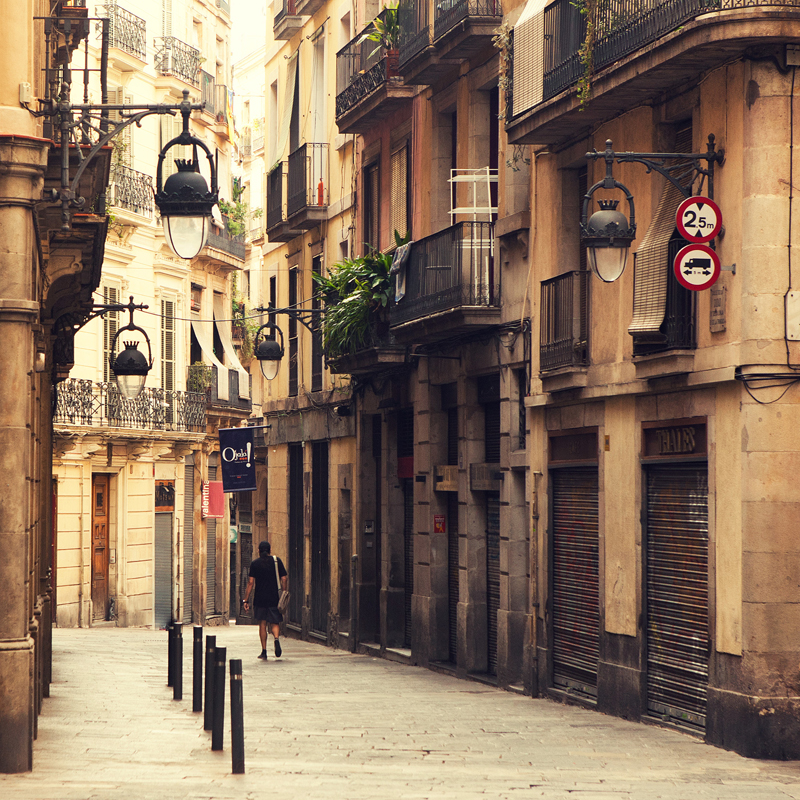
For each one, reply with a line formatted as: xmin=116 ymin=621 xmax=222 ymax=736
xmin=161 ymin=299 xmax=176 ymax=392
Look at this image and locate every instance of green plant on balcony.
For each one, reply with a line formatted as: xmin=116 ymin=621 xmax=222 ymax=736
xmin=313 ymin=247 xmax=395 ymax=359
xmin=359 ymin=2 xmax=401 ymax=76
xmin=188 ymin=362 xmax=213 ymax=394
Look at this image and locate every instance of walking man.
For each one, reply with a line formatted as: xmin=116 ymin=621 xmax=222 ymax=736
xmin=243 ymin=541 xmax=288 ymax=659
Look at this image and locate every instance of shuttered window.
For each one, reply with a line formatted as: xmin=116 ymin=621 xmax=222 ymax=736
xmin=182 ymin=461 xmax=194 ymax=624
xmin=512 ymin=0 xmax=547 ymax=118
xmin=486 ymin=494 xmax=500 ymax=675
xmin=390 ymin=143 xmax=409 ymax=242
xmin=365 ymin=162 xmax=380 ymax=251
xmin=161 ymin=299 xmax=175 ymax=391
xmin=103 ymin=286 xmax=120 ymax=383
xmin=206 ymin=464 xmax=217 ymax=615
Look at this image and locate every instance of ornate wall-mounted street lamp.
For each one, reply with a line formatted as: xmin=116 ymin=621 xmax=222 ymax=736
xmin=580 ymin=135 xmax=724 ymax=282
xmin=252 ymin=306 xmax=323 ymax=381
xmin=106 ymin=297 xmax=153 ymax=399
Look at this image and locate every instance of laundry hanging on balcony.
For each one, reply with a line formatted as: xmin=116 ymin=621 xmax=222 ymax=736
xmin=391 ymin=242 xmax=412 ymax=302
xmin=213 ymin=293 xmax=250 ymax=399
xmin=190 ymin=315 xmax=230 ymax=401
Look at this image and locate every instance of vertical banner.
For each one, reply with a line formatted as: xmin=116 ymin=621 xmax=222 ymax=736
xmin=219 ymin=427 xmax=256 ymax=493
xmin=202 ymin=481 xmax=225 ymax=518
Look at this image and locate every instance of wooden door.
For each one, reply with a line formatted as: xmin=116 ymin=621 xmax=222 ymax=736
xmin=91 ymin=475 xmax=109 ymax=621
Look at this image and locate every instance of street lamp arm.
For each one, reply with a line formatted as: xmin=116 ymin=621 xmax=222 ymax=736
xmin=253 ymin=305 xmax=325 ymax=334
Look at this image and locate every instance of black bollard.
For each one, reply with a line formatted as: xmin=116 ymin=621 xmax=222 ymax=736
xmin=211 ymin=646 xmax=226 ymax=751
xmin=230 ymin=659 xmax=244 ymax=774
xmin=167 ymin=621 xmax=175 ymax=687
xmin=193 ymin=626 xmax=203 ymax=713
xmin=203 ymin=635 xmax=216 ymax=731
xmin=173 ymin=622 xmax=183 ymax=701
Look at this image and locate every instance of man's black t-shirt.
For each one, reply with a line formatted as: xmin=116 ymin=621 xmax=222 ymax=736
xmin=249 ymin=555 xmax=287 ymax=608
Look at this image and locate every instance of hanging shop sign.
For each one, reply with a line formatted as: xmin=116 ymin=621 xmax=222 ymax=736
xmin=218 ymin=426 xmax=256 ymax=493
xmin=434 ymin=465 xmax=458 ymax=492
xmin=469 ymin=463 xmax=503 ymax=492
xmin=643 ymin=421 xmax=707 ymax=459
xmin=202 ymin=480 xmax=225 ymax=518
xmin=673 ymin=243 xmax=721 ymax=292
xmin=676 ymin=195 xmax=722 ymax=242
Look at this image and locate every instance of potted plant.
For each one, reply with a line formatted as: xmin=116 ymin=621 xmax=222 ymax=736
xmin=360 ymin=2 xmax=401 ymax=78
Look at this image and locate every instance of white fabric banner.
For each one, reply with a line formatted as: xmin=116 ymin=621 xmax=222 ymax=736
xmin=214 ymin=294 xmax=250 ymax=399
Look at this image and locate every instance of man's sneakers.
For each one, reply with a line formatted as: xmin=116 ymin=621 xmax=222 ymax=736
xmin=258 ymin=649 xmax=268 ymax=660
xmin=274 ymin=639 xmax=282 ymax=658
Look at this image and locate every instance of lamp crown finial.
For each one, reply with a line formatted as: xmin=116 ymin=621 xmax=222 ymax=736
xmin=597 ymin=199 xmax=619 ymax=211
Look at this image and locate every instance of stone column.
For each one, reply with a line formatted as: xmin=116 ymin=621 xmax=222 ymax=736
xmin=0 ymin=135 xmax=49 ymax=772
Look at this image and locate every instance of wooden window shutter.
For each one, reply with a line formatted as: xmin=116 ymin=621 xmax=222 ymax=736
xmin=103 ymin=286 xmax=120 ymax=383
xmin=161 ymin=299 xmax=176 ymax=392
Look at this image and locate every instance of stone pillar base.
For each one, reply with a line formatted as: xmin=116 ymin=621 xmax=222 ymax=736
xmin=0 ymin=637 xmax=34 ymax=772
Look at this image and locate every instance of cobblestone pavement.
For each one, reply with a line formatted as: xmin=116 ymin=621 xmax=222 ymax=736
xmin=3 ymin=626 xmax=800 ymax=800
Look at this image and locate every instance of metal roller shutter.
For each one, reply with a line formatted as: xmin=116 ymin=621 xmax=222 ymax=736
xmin=551 ymin=468 xmax=599 ymax=695
xmin=155 ymin=512 xmax=173 ymax=629
xmin=182 ymin=463 xmax=194 ymax=624
xmin=486 ymin=493 xmax=500 ymax=675
xmin=311 ymin=441 xmax=330 ymax=635
xmin=646 ymin=465 xmax=709 ymax=729
xmin=403 ymin=479 xmax=414 ymax=647
xmin=206 ymin=465 xmax=217 ymax=615
xmin=288 ymin=444 xmax=304 ymax=625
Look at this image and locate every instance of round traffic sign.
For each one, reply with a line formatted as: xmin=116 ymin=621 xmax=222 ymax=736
xmin=673 ymin=244 xmax=721 ymax=291
xmin=676 ymin=195 xmax=722 ymax=242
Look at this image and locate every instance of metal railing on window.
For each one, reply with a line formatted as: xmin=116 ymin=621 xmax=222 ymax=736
xmin=434 ymin=0 xmax=502 ymax=41
xmin=398 ymin=0 xmax=431 ymax=66
xmin=54 ymin=379 xmax=206 ymax=432
xmin=154 ymin=36 xmax=201 ymax=86
xmin=102 ymin=3 xmax=146 ymax=60
xmin=267 ymin=162 xmax=287 ymax=230
xmin=336 ymin=20 xmax=387 ymax=118
xmin=539 ymin=270 xmax=590 ymax=371
xmin=390 ymin=221 xmax=498 ymax=325
xmin=287 ymin=143 xmax=329 ymax=218
xmin=108 ymin=165 xmax=154 ymax=217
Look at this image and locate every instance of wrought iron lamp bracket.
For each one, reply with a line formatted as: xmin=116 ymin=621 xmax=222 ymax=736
xmin=253 ymin=305 xmax=325 ymax=334
xmin=585 ymin=134 xmax=725 ymax=202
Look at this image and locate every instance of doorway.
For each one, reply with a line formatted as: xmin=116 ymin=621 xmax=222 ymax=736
xmin=91 ymin=475 xmax=109 ymax=621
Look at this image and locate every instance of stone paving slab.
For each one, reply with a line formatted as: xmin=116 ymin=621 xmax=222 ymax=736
xmin=1 ymin=626 xmax=800 ymax=799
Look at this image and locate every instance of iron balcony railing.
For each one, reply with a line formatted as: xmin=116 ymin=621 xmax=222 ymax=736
xmin=54 ymin=379 xmax=206 ymax=432
xmin=207 ymin=215 xmax=246 ymax=260
xmin=253 ymin=131 xmax=265 ymax=152
xmin=267 ymin=162 xmax=287 ymax=231
xmin=187 ymin=365 xmax=251 ymax=411
xmin=275 ymin=0 xmax=298 ymax=24
xmin=434 ymin=0 xmax=502 ymax=41
xmin=240 ymin=127 xmax=252 ymax=157
xmin=531 ymin=0 xmax=793 ymax=108
xmin=390 ymin=221 xmax=498 ymax=326
xmin=102 ymin=3 xmax=146 ymax=60
xmin=200 ymin=70 xmax=216 ymax=114
xmin=154 ymin=36 xmax=201 ymax=86
xmin=539 ymin=270 xmax=590 ymax=371
xmin=336 ymin=20 xmax=387 ymax=119
xmin=287 ymin=143 xmax=329 ymax=218
xmin=216 ymin=0 xmax=231 ymax=14
xmin=250 ymin=211 xmax=264 ymax=238
xmin=398 ymin=0 xmax=431 ymax=66
xmin=108 ymin=165 xmax=154 ymax=217
xmin=215 ymin=84 xmax=230 ymax=125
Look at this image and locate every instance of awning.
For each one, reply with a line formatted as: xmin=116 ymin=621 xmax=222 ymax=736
xmin=190 ymin=316 xmax=229 ymax=401
xmin=214 ymin=294 xmax=250 ymax=399
xmin=272 ymin=50 xmax=298 ymax=170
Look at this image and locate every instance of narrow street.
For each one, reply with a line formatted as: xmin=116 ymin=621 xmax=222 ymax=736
xmin=2 ymin=627 xmax=799 ymax=800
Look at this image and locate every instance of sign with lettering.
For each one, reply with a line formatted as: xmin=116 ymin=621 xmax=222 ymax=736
xmin=434 ymin=515 xmax=445 ymax=534
xmin=202 ymin=481 xmax=224 ymax=518
xmin=676 ymin=195 xmax=722 ymax=242
xmin=155 ymin=480 xmax=175 ymax=512
xmin=434 ymin=465 xmax=458 ymax=492
xmin=643 ymin=423 xmax=707 ymax=458
xmin=219 ymin=426 xmax=256 ymax=493
xmin=673 ymin=243 xmax=721 ymax=291
xmin=710 ymin=285 xmax=726 ymax=332
xmin=469 ymin=463 xmax=503 ymax=492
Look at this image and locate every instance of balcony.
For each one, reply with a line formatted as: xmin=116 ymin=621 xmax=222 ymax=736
xmin=274 ymin=0 xmax=303 ymax=40
xmin=54 ymin=379 xmax=206 ymax=433
xmin=266 ymin=162 xmax=303 ymax=242
xmin=539 ymin=270 xmax=590 ymax=391
xmin=253 ymin=130 xmax=265 ymax=153
xmin=507 ymin=0 xmax=800 ymax=145
xmin=433 ymin=0 xmax=503 ymax=60
xmin=240 ymin=128 xmax=252 ymax=157
xmin=399 ymin=0 xmax=459 ymax=85
xmin=205 ymin=215 xmax=246 ymax=262
xmin=249 ymin=211 xmax=264 ymax=242
xmin=188 ymin=365 xmax=252 ymax=413
xmin=295 ymin=0 xmax=325 ymax=18
xmin=101 ymin=3 xmax=146 ymax=63
xmin=336 ymin=20 xmax=414 ymax=134
xmin=286 ymin=143 xmax=328 ymax=229
xmin=215 ymin=84 xmax=230 ymax=128
xmin=154 ymin=36 xmax=201 ymax=87
xmin=216 ymin=0 xmax=231 ymax=15
xmin=389 ymin=221 xmax=500 ymax=339
xmin=108 ymin=165 xmax=154 ymax=219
